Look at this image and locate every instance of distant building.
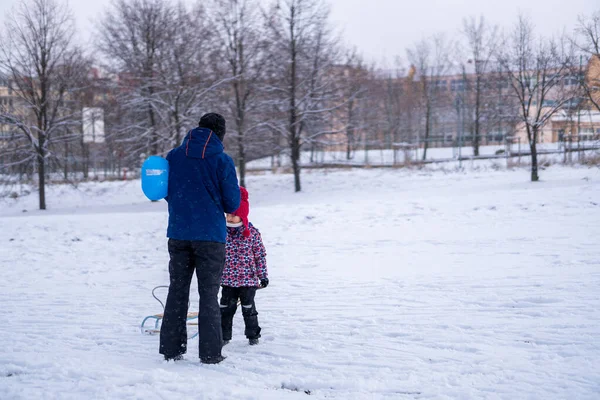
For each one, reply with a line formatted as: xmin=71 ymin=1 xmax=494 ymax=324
xmin=0 ymin=74 xmax=18 ymax=142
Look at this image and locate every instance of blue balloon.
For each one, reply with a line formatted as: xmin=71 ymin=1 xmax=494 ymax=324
xmin=141 ymin=156 xmax=169 ymax=201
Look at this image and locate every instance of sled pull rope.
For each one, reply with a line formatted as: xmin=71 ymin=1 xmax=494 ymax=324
xmin=152 ymin=285 xmax=169 ymax=311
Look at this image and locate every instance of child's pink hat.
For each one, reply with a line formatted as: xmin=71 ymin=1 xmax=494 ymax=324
xmin=232 ymin=187 xmax=250 ymax=237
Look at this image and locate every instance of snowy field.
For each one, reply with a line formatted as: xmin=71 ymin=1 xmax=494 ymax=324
xmin=1 ymin=165 xmax=600 ymax=399
xmin=246 ymin=143 xmax=569 ymax=169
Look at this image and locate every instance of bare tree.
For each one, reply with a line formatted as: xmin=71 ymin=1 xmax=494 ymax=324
xmin=575 ymin=10 xmax=600 ymax=112
xmin=156 ymin=3 xmax=231 ymax=148
xmin=497 ymin=15 xmax=576 ymax=181
xmin=263 ymin=0 xmax=342 ymax=192
xmin=485 ymin=64 xmax=520 ymax=145
xmin=381 ymin=66 xmax=404 ymax=151
xmin=97 ymin=0 xmax=172 ymax=157
xmin=98 ymin=0 xmax=232 ymax=169
xmin=370 ymin=58 xmax=416 ymax=164
xmin=338 ymin=51 xmax=370 ymax=160
xmin=0 ymin=0 xmax=88 ymax=209
xmin=211 ymin=0 xmax=266 ymax=187
xmin=461 ymin=16 xmax=498 ymax=156
xmin=156 ymin=4 xmax=206 ymax=147
xmin=407 ymin=34 xmax=453 ymax=161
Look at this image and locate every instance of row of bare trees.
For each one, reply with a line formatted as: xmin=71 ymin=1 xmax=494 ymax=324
xmin=0 ymin=0 xmax=348 ymax=208
xmin=96 ymin=0 xmax=349 ymax=193
xmin=1 ymin=0 xmax=600 ymax=209
xmin=370 ymin=14 xmax=597 ymax=182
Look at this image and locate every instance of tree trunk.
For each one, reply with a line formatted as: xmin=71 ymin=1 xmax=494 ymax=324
xmin=238 ymin=131 xmax=246 ymax=187
xmin=346 ymin=129 xmax=353 ymax=160
xmin=422 ymin=104 xmax=431 ymax=161
xmin=346 ymin=100 xmax=354 ymax=160
xmin=174 ymin=106 xmax=182 ymax=146
xmin=37 ymin=145 xmax=46 ymax=210
xmin=83 ymin=142 xmax=89 ymax=179
xmin=473 ymin=76 xmax=481 ymax=157
xmin=473 ymin=113 xmax=480 ymax=156
xmin=288 ymin=7 xmax=301 ymax=193
xmin=530 ymin=131 xmax=539 ymax=182
xmin=292 ymin=136 xmax=301 ymax=192
xmin=64 ymin=140 xmax=69 ymax=181
xmin=149 ymin=105 xmax=158 ymax=155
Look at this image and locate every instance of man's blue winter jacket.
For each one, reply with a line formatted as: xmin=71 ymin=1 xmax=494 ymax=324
xmin=166 ymin=127 xmax=240 ymax=243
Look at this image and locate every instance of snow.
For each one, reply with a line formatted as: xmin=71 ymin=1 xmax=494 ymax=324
xmin=1 ymin=165 xmax=600 ymax=399
xmin=246 ymin=143 xmax=566 ymax=169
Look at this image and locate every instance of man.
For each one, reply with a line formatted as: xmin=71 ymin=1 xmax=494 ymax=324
xmin=160 ymin=113 xmax=240 ymax=364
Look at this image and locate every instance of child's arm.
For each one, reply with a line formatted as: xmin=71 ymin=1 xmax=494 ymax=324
xmin=252 ymin=228 xmax=268 ymax=281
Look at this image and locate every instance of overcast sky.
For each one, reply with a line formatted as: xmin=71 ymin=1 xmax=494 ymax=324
xmin=0 ymin=0 xmax=596 ymax=66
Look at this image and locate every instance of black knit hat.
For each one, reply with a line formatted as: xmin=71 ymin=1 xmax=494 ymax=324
xmin=198 ymin=113 xmax=226 ymax=142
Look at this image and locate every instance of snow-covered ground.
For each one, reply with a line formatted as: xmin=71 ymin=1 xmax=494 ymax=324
xmin=1 ymin=165 xmax=600 ymax=399
xmin=246 ymin=143 xmax=572 ymax=169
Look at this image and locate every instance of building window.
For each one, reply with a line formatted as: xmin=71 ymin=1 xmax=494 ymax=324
xmin=431 ymin=79 xmax=447 ymax=91
xmin=450 ymin=79 xmax=465 ymax=92
xmin=497 ymin=79 xmax=509 ymax=89
xmin=563 ymin=75 xmax=582 ymax=86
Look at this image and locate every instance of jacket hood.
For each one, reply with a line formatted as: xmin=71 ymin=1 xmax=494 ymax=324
xmin=183 ymin=127 xmax=223 ymax=159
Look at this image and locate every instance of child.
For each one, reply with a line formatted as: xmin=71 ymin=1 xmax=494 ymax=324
xmin=220 ymin=187 xmax=269 ymax=346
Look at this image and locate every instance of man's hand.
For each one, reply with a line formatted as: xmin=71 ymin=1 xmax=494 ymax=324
xmin=260 ymin=278 xmax=269 ymax=288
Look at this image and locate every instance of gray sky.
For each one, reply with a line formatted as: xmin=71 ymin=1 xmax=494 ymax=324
xmin=329 ymin=0 xmax=595 ymax=65
xmin=0 ymin=0 xmax=596 ymax=66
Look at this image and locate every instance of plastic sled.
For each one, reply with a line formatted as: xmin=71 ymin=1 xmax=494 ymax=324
xmin=140 ymin=286 xmax=199 ymax=339
xmin=140 ymin=285 xmax=263 ymax=338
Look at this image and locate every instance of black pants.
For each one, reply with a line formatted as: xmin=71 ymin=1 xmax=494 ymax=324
xmin=220 ymin=286 xmax=261 ymax=341
xmin=159 ymin=239 xmax=225 ymax=359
